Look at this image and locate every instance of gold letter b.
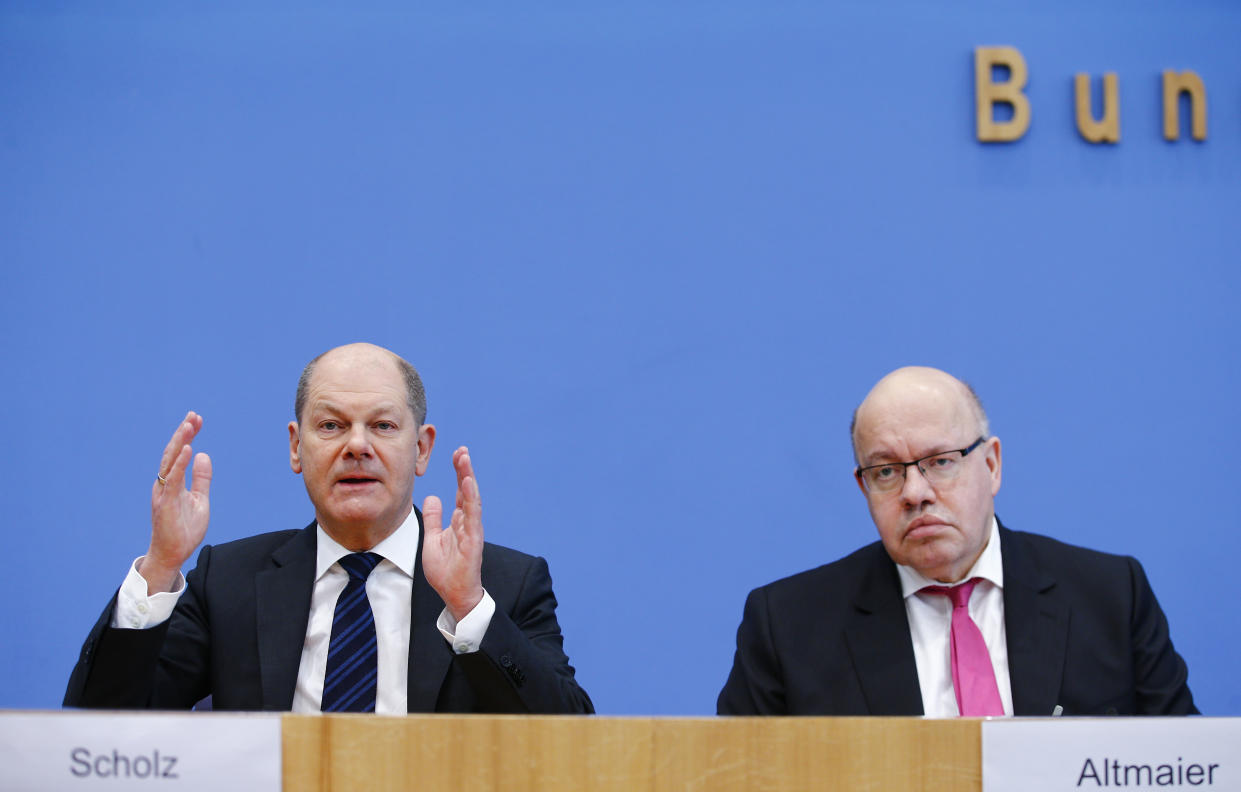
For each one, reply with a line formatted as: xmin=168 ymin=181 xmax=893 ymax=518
xmin=975 ymin=46 xmax=1030 ymax=143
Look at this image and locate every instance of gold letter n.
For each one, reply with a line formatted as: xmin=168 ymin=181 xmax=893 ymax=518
xmin=1163 ymin=70 xmax=1207 ymax=141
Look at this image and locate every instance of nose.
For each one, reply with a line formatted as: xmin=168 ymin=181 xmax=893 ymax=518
xmin=343 ymin=424 xmax=373 ymax=457
xmin=899 ymin=462 xmax=936 ymax=508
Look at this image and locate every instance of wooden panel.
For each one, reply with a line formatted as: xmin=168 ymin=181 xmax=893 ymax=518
xmin=283 ymin=716 xmax=980 ymax=792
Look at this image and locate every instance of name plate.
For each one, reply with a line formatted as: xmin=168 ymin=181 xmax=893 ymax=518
xmin=983 ymin=718 xmax=1240 ymax=791
xmin=0 ymin=711 xmax=280 ymax=791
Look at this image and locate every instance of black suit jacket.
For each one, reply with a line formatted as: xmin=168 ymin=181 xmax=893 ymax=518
xmin=717 ymin=524 xmax=1196 ymax=716
xmin=65 ymin=516 xmax=593 ymax=714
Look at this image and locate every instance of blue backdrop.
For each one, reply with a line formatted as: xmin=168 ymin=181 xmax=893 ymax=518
xmin=2 ymin=0 xmax=1238 ymax=715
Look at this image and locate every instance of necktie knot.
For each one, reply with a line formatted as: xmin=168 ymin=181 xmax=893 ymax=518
xmin=338 ymin=552 xmax=382 ymax=582
xmin=922 ymin=577 xmax=981 ymax=610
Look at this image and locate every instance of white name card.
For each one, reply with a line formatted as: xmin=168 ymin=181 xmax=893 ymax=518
xmin=0 ymin=711 xmax=280 ymax=791
xmin=983 ymin=718 xmax=1241 ymax=792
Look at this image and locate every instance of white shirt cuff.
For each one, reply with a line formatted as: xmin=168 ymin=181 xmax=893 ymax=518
xmin=111 ymin=556 xmax=186 ymax=630
xmin=436 ymin=590 xmax=496 ymax=654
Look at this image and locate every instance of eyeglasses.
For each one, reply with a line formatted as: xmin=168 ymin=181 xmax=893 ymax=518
xmin=855 ymin=437 xmax=987 ymax=493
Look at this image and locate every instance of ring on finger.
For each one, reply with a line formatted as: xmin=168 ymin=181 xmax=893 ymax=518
xmin=156 ymin=473 xmax=168 ymax=486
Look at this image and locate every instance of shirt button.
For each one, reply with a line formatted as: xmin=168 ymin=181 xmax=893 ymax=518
xmin=455 ymin=643 xmax=471 ymax=654
xmin=137 ymin=602 xmax=149 ymax=614
xmin=130 ymin=617 xmax=141 ymax=627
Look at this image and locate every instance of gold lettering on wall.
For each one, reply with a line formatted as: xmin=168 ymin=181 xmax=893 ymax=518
xmin=975 ymin=46 xmax=1031 ymax=142
xmin=1162 ymin=70 xmax=1207 ymax=141
xmin=1074 ymin=73 xmax=1120 ymax=143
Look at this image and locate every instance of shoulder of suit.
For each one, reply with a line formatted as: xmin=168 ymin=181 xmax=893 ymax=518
xmin=751 ymin=540 xmax=891 ymax=599
xmin=477 ymin=542 xmax=553 ymax=600
xmin=197 ymin=527 xmax=307 ymax=561
xmin=480 ymin=541 xmax=542 ymax=568
xmin=1000 ymin=523 xmax=1140 ymax=574
xmin=199 ymin=530 xmax=547 ymax=567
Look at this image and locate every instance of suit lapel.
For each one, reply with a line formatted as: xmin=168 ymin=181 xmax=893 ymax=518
xmin=256 ymin=525 xmax=317 ymax=711
xmin=406 ymin=508 xmax=453 ymax=713
xmin=1000 ymin=525 xmax=1069 ymax=716
xmin=844 ymin=551 xmax=924 ymax=715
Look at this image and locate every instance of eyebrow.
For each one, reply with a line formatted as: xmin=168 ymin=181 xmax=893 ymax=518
xmin=860 ymin=448 xmax=897 ymax=466
xmin=309 ymin=400 xmax=403 ymax=419
xmin=861 ymin=444 xmax=958 ymax=467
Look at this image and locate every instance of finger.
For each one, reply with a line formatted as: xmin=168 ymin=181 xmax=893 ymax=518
xmin=454 ymin=446 xmax=474 ymax=483
xmin=460 ymin=475 xmax=481 ymax=519
xmin=182 ymin=411 xmax=203 ymax=439
xmin=166 ymin=444 xmax=192 ymax=489
xmin=457 ymin=479 xmax=483 ymax=549
xmin=157 ymin=414 xmax=190 ymax=477
xmin=190 ymin=452 xmax=213 ymax=497
xmin=153 ymin=444 xmax=190 ymax=511
xmin=158 ymin=412 xmax=199 ymax=477
xmin=454 ymin=448 xmax=475 ymax=512
xmin=422 ymin=495 xmax=444 ymax=537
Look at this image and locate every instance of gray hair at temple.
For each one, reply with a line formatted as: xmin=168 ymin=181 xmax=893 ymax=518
xmin=294 ymin=346 xmax=427 ymax=426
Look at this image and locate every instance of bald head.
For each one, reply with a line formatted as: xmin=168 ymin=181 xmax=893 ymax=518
xmin=851 ymin=367 xmax=988 ymax=464
xmin=850 ymin=366 xmax=1001 ymax=582
xmin=294 ymin=343 xmax=427 ymax=426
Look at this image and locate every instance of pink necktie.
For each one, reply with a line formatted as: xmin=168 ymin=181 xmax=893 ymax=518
xmin=921 ymin=578 xmax=1005 ymax=717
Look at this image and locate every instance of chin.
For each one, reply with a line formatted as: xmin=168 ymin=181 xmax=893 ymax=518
xmin=324 ymin=507 xmax=385 ymax=528
xmin=906 ymin=545 xmax=955 ymax=573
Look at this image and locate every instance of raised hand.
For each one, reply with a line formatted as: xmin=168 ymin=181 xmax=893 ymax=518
xmin=421 ymin=446 xmax=484 ymax=622
xmin=139 ymin=411 xmax=212 ymax=594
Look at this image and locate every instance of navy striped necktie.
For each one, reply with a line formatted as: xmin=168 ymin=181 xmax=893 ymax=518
xmin=321 ymin=552 xmax=383 ymax=713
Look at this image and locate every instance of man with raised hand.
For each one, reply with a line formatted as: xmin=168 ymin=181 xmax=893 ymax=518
xmin=66 ymin=342 xmax=592 ymax=714
xmin=718 ymin=366 xmax=1195 ymax=717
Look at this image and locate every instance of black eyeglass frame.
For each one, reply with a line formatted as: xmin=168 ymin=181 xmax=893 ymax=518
xmin=854 ymin=436 xmax=988 ymax=491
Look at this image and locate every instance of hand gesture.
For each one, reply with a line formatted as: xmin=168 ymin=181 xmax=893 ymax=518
xmin=139 ymin=411 xmax=212 ymax=594
xmin=421 ymin=446 xmax=484 ymax=622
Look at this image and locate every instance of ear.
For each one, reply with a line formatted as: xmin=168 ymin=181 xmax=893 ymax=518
xmin=985 ymin=436 xmax=1002 ymax=496
xmin=288 ymin=421 xmax=302 ymax=474
xmin=414 ymin=423 xmax=436 ymax=476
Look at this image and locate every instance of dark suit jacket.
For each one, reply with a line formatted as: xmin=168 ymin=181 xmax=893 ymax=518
xmin=717 ymin=523 xmax=1196 ymax=716
xmin=65 ymin=516 xmax=593 ymax=714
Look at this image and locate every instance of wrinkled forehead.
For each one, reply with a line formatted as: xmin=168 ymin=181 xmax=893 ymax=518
xmin=854 ymin=384 xmax=978 ymax=461
xmin=307 ymin=350 xmax=408 ymax=403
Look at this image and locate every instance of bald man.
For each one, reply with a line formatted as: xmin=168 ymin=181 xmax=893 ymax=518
xmin=66 ymin=343 xmax=593 ymax=714
xmin=718 ymin=367 xmax=1196 ymax=717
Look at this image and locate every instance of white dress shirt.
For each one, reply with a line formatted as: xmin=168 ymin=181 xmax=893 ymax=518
xmin=895 ymin=516 xmax=1013 ymax=718
xmin=113 ymin=508 xmax=495 ymax=715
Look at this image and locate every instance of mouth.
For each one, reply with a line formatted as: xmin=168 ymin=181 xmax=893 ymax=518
xmin=336 ymin=476 xmax=380 ymax=488
xmin=905 ymin=516 xmax=948 ymax=540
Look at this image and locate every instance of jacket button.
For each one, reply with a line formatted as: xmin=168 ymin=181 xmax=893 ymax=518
xmin=500 ymin=654 xmax=513 ymax=668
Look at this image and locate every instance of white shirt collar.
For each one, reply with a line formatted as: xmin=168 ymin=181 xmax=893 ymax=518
xmin=314 ymin=507 xmax=421 ymax=581
xmin=896 ymin=515 xmax=1003 ymax=598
